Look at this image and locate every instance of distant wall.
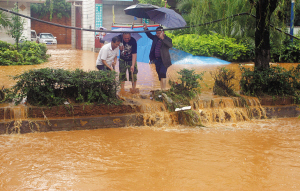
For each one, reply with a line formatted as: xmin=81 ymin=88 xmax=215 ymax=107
xmin=288 ymin=26 xmax=300 ymax=36
xmin=31 ymin=13 xmax=71 ymax=44
xmin=0 ymin=2 xmax=31 ymax=44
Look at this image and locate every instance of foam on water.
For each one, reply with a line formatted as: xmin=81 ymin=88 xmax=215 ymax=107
xmin=170 ymin=48 xmax=230 ymax=65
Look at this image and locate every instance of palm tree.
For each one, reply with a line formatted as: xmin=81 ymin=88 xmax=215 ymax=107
xmin=177 ymin=0 xmax=254 ymax=40
xmin=0 ymin=10 xmax=11 ymax=29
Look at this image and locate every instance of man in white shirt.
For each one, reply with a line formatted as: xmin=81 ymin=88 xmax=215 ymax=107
xmin=96 ymin=36 xmax=121 ymax=71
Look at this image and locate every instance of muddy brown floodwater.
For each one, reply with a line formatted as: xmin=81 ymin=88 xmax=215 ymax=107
xmin=1 ymin=45 xmax=298 ymax=95
xmin=0 ymin=118 xmax=300 ymax=190
xmin=1 ymin=45 xmax=300 ymax=190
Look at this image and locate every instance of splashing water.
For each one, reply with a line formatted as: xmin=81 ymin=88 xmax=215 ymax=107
xmin=170 ymin=48 xmax=230 ymax=65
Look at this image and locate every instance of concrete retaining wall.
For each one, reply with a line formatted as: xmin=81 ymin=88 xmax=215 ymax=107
xmin=264 ymin=105 xmax=300 ymax=118
xmin=1 ymin=114 xmax=143 ymax=134
xmin=0 ymin=105 xmax=299 ymax=135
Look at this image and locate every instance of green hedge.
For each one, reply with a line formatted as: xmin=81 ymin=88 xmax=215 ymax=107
xmin=240 ymin=64 xmax=300 ymax=99
xmin=9 ymin=68 xmax=122 ymax=106
xmin=270 ymin=38 xmax=300 ymax=63
xmin=168 ymin=33 xmax=252 ymax=62
xmin=0 ymin=40 xmax=50 ymax=66
xmin=167 ymin=32 xmax=300 ymax=63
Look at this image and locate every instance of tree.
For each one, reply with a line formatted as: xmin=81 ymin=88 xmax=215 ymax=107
xmin=177 ymin=0 xmax=287 ymax=70
xmin=251 ymin=0 xmax=279 ymax=70
xmin=31 ymin=0 xmax=71 ymax=20
xmin=0 ymin=10 xmax=11 ymax=29
xmin=176 ymin=0 xmax=254 ymax=40
xmin=138 ymin=0 xmax=170 ymax=8
xmin=7 ymin=4 xmax=24 ymax=51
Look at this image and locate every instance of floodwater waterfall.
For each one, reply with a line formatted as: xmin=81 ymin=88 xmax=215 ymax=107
xmin=193 ymin=96 xmax=266 ymax=124
xmin=4 ymin=106 xmax=28 ymax=134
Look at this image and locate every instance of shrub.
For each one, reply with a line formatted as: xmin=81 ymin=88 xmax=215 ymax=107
xmin=171 ymin=33 xmax=252 ymax=62
xmin=168 ymin=32 xmax=300 ymax=63
xmin=0 ymin=41 xmax=11 ymax=51
xmin=169 ymin=69 xmax=205 ymax=99
xmin=0 ymin=40 xmax=49 ymax=66
xmin=0 ymin=49 xmax=24 ymax=65
xmin=150 ymin=69 xmax=206 ymax=126
xmin=271 ymin=38 xmax=300 ymax=63
xmin=240 ymin=64 xmax=300 ymax=98
xmin=210 ymin=67 xmax=238 ymax=97
xmin=153 ymin=69 xmax=204 ymax=111
xmin=10 ymin=68 xmax=122 ymax=106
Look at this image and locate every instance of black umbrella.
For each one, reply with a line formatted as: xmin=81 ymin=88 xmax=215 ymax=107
xmin=146 ymin=7 xmax=187 ymax=28
xmin=124 ymin=4 xmax=160 ymax=19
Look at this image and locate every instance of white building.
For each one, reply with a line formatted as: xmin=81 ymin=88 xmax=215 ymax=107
xmin=0 ymin=0 xmax=45 ymax=44
xmin=67 ymin=0 xmax=142 ymax=51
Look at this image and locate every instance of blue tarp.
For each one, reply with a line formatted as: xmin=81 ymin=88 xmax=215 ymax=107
xmin=112 ymin=26 xmax=157 ymax=63
xmin=170 ymin=48 xmax=230 ymax=65
xmin=112 ymin=26 xmax=230 ymax=65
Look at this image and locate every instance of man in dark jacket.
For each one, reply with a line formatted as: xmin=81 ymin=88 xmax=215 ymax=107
xmin=143 ymin=23 xmax=173 ymax=91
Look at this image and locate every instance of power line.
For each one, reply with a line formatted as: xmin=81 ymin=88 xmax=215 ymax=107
xmin=0 ymin=6 xmax=299 ymax=40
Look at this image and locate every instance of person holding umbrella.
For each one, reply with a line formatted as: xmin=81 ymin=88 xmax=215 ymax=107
xmin=143 ymin=23 xmax=173 ymax=91
xmin=118 ymin=33 xmax=138 ymax=93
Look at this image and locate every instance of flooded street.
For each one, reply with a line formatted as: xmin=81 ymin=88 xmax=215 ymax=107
xmin=0 ymin=118 xmax=300 ymax=190
xmin=0 ymin=44 xmax=249 ymax=95
xmin=1 ymin=45 xmax=298 ymax=95
xmin=1 ymin=45 xmax=300 ymax=190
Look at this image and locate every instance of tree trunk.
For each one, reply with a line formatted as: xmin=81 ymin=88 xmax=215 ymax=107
xmin=254 ymin=0 xmax=278 ymax=70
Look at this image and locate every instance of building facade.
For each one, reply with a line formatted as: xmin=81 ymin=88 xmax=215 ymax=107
xmin=67 ymin=0 xmax=142 ymax=51
xmin=66 ymin=0 xmax=177 ymax=51
xmin=0 ymin=0 xmax=45 ymax=44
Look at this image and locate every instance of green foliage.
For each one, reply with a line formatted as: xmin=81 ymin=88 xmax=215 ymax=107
xmin=240 ymin=64 xmax=300 ymax=99
xmin=10 ymin=68 xmax=122 ymax=106
xmin=0 ymin=89 xmax=4 ymax=102
xmin=152 ymin=69 xmax=205 ymax=126
xmin=168 ymin=30 xmax=300 ymax=63
xmin=31 ymin=0 xmax=71 ymax=20
xmin=171 ymin=33 xmax=253 ymax=62
xmin=170 ymin=69 xmax=205 ymax=98
xmin=270 ymin=38 xmax=300 ymax=63
xmin=273 ymin=0 xmax=300 ymax=27
xmin=153 ymin=69 xmax=204 ymax=111
xmin=0 ymin=40 xmax=11 ymax=50
xmin=174 ymin=0 xmax=300 ymax=64
xmin=137 ymin=0 xmax=170 ymax=8
xmin=0 ymin=40 xmax=49 ymax=66
xmin=0 ymin=10 xmax=11 ymax=29
xmin=210 ymin=67 xmax=238 ymax=97
xmin=0 ymin=88 xmax=14 ymax=103
xmin=7 ymin=4 xmax=24 ymax=50
xmin=0 ymin=49 xmax=24 ymax=65
xmin=153 ymin=69 xmax=204 ymax=105
xmin=176 ymin=0 xmax=254 ymax=40
xmin=178 ymin=109 xmax=203 ymax=127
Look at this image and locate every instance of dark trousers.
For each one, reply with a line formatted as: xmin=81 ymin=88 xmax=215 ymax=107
xmin=96 ymin=65 xmax=108 ymax=71
xmin=153 ymin=58 xmax=167 ymax=81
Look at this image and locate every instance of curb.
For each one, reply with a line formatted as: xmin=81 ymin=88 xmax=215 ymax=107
xmin=263 ymin=105 xmax=300 ymax=118
xmin=0 ymin=105 xmax=299 ymax=135
xmin=0 ymin=114 xmax=143 ymax=134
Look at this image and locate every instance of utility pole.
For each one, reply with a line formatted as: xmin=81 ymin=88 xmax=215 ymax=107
xmin=290 ymin=0 xmax=295 ymax=42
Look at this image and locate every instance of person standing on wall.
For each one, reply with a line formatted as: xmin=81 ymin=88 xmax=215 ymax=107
xmin=96 ymin=36 xmax=120 ymax=71
xmin=143 ymin=23 xmax=173 ymax=91
xmin=118 ymin=33 xmax=138 ymax=93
